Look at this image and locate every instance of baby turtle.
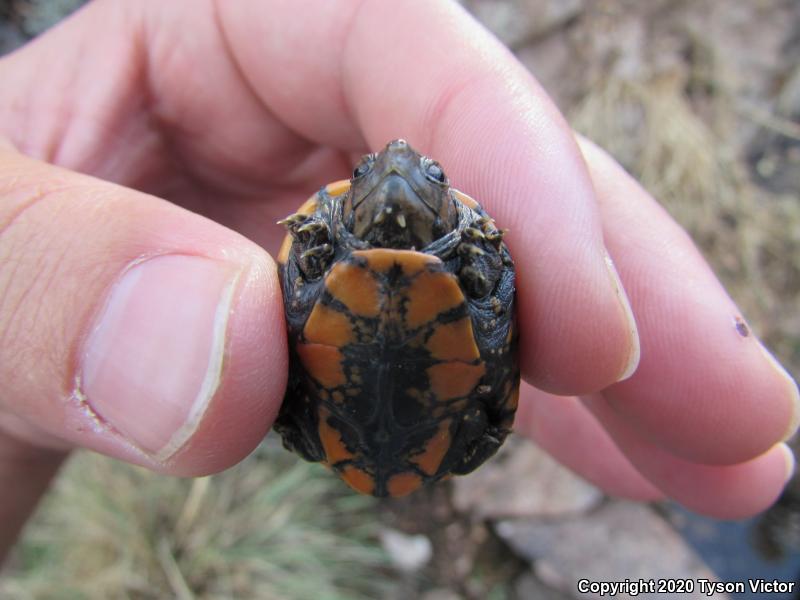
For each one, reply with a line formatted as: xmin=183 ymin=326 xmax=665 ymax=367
xmin=275 ymin=139 xmax=518 ymax=497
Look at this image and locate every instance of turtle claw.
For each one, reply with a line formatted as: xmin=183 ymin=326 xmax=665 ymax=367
xmin=277 ymin=213 xmax=308 ymax=228
xmin=300 ymin=244 xmax=333 ymax=261
xmin=297 ymin=243 xmax=334 ymax=280
xmin=464 ymin=227 xmax=485 ymax=240
xmin=485 ymin=228 xmax=507 ymax=249
xmin=288 ymin=216 xmax=333 ymax=264
xmin=297 ymin=221 xmax=326 ymax=235
xmin=458 ymin=243 xmax=486 ymax=257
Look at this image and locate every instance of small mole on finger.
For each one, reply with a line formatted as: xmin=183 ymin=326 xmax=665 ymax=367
xmin=734 ymin=315 xmax=750 ymax=337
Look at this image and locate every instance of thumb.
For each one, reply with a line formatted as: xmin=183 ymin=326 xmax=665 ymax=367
xmin=0 ymin=147 xmax=286 ymax=476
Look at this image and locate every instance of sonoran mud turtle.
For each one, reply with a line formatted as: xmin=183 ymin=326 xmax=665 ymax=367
xmin=275 ymin=139 xmax=518 ymax=497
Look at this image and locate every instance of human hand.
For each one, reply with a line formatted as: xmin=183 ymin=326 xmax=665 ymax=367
xmin=0 ymin=0 xmax=797 ymax=560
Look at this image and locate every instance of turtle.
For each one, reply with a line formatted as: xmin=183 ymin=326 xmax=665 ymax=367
xmin=274 ymin=139 xmax=518 ymax=497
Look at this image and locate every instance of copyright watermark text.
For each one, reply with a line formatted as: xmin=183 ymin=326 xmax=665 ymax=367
xmin=576 ymin=578 xmax=796 ymax=596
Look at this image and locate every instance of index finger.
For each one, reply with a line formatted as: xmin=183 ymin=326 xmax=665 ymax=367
xmin=217 ymin=0 xmax=640 ymax=395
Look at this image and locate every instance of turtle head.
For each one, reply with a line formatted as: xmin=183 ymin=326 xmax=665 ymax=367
xmin=342 ymin=139 xmax=458 ymax=249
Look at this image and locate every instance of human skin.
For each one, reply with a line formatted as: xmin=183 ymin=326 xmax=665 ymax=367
xmin=0 ymin=0 xmax=797 ymax=563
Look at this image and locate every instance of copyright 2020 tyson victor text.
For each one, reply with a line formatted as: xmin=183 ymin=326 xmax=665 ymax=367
xmin=577 ymin=578 xmax=795 ymax=596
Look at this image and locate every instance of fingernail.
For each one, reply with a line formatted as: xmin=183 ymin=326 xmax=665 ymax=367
xmin=80 ymin=255 xmax=240 ymax=461
xmin=757 ymin=342 xmax=800 ymax=442
xmin=604 ymin=252 xmax=640 ymax=381
xmin=778 ymin=443 xmax=795 ymax=484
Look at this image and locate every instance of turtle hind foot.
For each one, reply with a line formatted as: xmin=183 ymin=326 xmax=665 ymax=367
xmin=273 ymin=416 xmax=325 ymax=463
xmin=449 ymin=426 xmax=509 ymax=476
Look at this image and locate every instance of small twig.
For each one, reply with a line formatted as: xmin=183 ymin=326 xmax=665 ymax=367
xmin=736 ymin=101 xmax=800 ymax=142
xmin=175 ymin=477 xmax=211 ymax=539
xmin=157 ymin=537 xmax=195 ymax=600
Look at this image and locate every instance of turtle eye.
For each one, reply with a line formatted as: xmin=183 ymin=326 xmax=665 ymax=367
xmin=352 ymin=154 xmax=375 ymax=179
xmin=424 ymin=160 xmax=447 ymax=185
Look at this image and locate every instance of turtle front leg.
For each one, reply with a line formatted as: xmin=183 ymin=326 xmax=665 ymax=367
xmin=457 ymin=223 xmax=505 ymax=298
xmin=279 ymin=213 xmax=334 ymax=280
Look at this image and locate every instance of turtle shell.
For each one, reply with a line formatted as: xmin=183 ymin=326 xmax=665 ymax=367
xmin=275 ymin=140 xmax=518 ymax=497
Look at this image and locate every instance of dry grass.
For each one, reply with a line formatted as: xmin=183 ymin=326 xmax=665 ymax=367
xmin=1 ymin=442 xmax=393 ymax=600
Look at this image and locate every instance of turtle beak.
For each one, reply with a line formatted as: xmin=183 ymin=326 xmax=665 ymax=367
xmin=373 ymin=174 xmax=415 ymax=221
xmin=352 ymin=174 xmax=431 ymax=248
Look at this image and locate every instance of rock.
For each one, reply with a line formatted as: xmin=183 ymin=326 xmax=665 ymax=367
xmin=514 ymin=572 xmax=574 ymax=600
xmin=452 ymin=437 xmax=603 ymax=520
xmin=461 ymin=0 xmax=584 ymax=48
xmin=0 ymin=23 xmax=26 ymax=55
xmin=380 ymin=528 xmax=433 ymax=573
xmin=496 ymin=501 xmax=728 ymax=599
xmin=420 ymin=590 xmax=462 ymax=600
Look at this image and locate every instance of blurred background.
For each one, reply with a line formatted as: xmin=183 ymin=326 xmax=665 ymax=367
xmin=1 ymin=0 xmax=798 ymax=598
